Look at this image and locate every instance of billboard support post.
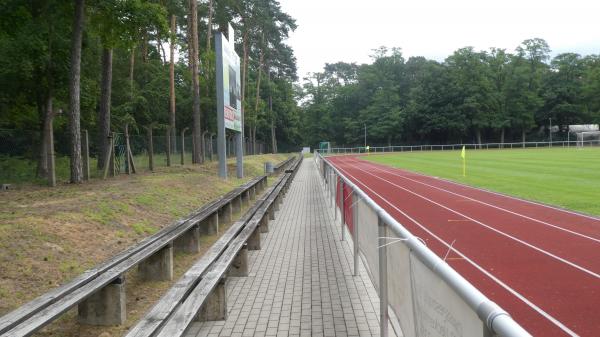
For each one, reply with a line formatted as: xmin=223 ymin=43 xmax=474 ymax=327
xmin=215 ymin=24 xmax=243 ymax=179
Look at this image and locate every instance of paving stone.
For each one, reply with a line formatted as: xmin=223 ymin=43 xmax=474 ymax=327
xmin=186 ymin=161 xmax=396 ymax=337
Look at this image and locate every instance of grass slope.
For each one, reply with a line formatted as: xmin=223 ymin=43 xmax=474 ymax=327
xmin=365 ymin=147 xmax=600 ymax=216
xmin=0 ymin=154 xmax=288 ymax=322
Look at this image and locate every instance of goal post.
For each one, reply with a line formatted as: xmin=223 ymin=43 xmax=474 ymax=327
xmin=576 ymin=131 xmax=600 ymax=148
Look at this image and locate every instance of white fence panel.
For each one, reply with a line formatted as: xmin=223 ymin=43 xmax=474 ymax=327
xmin=410 ymin=254 xmax=485 ymax=337
xmin=386 ymin=229 xmax=416 ymax=337
xmin=356 ymin=197 xmax=380 ymax=289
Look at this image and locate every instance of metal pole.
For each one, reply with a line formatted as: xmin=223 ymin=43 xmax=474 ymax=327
xmin=378 ymin=216 xmax=389 ymax=337
xmin=549 ymin=117 xmax=553 ymax=146
xmin=235 ymin=131 xmax=244 ymax=178
xmin=364 ymin=123 xmax=367 ymax=148
xmin=334 ymin=172 xmax=337 ymax=221
xmin=352 ymin=193 xmax=359 ymax=276
xmin=215 ymin=32 xmax=227 ymax=178
xmin=340 ymin=179 xmax=345 ymax=241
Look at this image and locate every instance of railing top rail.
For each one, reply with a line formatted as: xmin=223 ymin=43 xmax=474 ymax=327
xmin=316 ymin=139 xmax=599 ymax=154
xmin=314 ymin=151 xmax=531 ymax=337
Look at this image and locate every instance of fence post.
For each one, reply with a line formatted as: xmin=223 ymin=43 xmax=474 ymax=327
xmin=352 ymin=192 xmax=359 ymax=276
xmin=340 ymin=179 xmax=345 ymax=241
xmin=82 ymin=129 xmax=90 ymax=180
xmin=166 ymin=128 xmax=171 ymax=167
xmin=334 ymin=173 xmax=337 ymax=221
xmin=147 ymin=127 xmax=154 ymax=171
xmin=378 ymin=216 xmax=389 ymax=337
xmin=181 ymin=128 xmax=188 ymax=165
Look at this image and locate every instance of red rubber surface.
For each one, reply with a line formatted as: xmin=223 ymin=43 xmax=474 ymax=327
xmin=329 ymin=155 xmax=600 ymax=337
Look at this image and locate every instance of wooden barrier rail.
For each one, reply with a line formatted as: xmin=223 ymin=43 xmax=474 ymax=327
xmin=127 ymin=154 xmax=302 ymax=337
xmin=0 ymin=157 xmax=296 ymax=337
xmin=272 ymin=156 xmax=295 ymax=174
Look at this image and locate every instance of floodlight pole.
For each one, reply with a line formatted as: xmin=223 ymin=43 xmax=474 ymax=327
xmin=364 ymin=123 xmax=367 ymax=148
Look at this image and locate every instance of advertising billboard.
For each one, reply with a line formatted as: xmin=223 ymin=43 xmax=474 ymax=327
xmin=219 ymin=29 xmax=242 ymax=132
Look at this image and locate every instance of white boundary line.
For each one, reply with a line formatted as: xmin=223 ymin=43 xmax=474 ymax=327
xmin=333 ymin=162 xmax=579 ymax=337
xmin=353 ymin=152 xmax=600 ymax=223
xmin=343 ymin=159 xmax=600 ymax=280
xmin=354 ymin=159 xmax=600 ymax=244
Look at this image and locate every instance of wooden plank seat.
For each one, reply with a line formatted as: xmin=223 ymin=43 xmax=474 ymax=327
xmin=127 ymin=155 xmax=302 ymax=337
xmin=0 ymin=175 xmax=268 ymax=337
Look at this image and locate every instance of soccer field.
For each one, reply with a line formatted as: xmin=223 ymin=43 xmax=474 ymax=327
xmin=364 ymin=147 xmax=600 ymax=216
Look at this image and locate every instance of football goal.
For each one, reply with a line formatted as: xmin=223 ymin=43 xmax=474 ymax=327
xmin=576 ymin=131 xmax=600 ymax=148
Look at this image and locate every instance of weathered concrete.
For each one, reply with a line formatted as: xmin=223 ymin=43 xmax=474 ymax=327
xmin=268 ymin=205 xmax=275 ymax=220
xmin=259 ymin=215 xmax=269 ymax=233
xmin=196 ymin=279 xmax=227 ymax=321
xmin=200 ymin=212 xmax=219 ymax=235
xmin=186 ymin=160 xmax=397 ymax=337
xmin=228 ymin=244 xmax=248 ymax=277
xmin=232 ymin=196 xmax=242 ymax=214
xmin=78 ymin=275 xmax=126 ymax=326
xmin=247 ymin=228 xmax=261 ymax=250
xmin=138 ymin=243 xmax=173 ymax=281
xmin=219 ymin=202 xmax=232 ymax=224
xmin=174 ymin=225 xmax=200 ymax=254
xmin=242 ymin=191 xmax=250 ymax=207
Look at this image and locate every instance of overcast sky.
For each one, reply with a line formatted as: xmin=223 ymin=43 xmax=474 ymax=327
xmin=278 ymin=0 xmax=600 ymax=80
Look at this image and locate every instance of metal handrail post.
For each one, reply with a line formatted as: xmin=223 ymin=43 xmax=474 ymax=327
xmin=340 ymin=180 xmax=345 ymax=241
xmin=352 ymin=192 xmax=359 ymax=276
xmin=378 ymin=216 xmax=389 ymax=337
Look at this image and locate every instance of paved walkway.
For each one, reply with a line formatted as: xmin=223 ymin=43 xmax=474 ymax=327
xmin=185 ymin=160 xmax=394 ymax=337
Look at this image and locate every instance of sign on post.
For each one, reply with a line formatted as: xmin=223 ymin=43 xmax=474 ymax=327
xmin=216 ymin=24 xmax=243 ymax=178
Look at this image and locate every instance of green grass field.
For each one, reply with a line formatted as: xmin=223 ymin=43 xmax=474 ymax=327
xmin=365 ymin=147 xmax=600 ymax=216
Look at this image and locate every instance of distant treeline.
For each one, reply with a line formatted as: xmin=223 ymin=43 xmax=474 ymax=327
xmin=299 ymin=39 xmax=600 ymax=148
xmin=0 ymin=0 xmax=301 ymax=183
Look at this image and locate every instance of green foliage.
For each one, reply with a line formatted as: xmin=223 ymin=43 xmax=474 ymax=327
xmin=301 ymin=39 xmax=600 ymax=148
xmin=0 ymin=0 xmax=301 ymax=181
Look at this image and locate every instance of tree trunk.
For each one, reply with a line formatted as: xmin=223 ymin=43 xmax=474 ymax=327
xmin=242 ymin=29 xmax=249 ymax=152
xmin=271 ymin=120 xmax=277 ymax=154
xmin=68 ymin=0 xmax=85 ymax=184
xmin=142 ymin=31 xmax=148 ymax=63
xmin=169 ymin=14 xmax=177 ymax=153
xmin=42 ymin=94 xmax=56 ymax=186
xmin=37 ymin=100 xmax=49 ymax=178
xmin=46 ymin=104 xmax=56 ymax=187
xmin=189 ymin=0 xmax=202 ymax=163
xmin=206 ymin=0 xmax=213 ymax=51
xmin=253 ymin=41 xmax=264 ymax=155
xmin=98 ymin=48 xmax=112 ymax=169
xmin=129 ymin=48 xmax=135 ymax=100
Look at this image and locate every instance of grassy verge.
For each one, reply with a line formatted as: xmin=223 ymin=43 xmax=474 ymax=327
xmin=0 ymin=153 xmax=289 ymax=324
xmin=364 ymin=147 xmax=600 ymax=216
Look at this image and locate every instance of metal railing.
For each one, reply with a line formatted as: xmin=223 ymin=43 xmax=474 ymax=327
xmin=314 ymin=151 xmax=531 ymax=337
xmin=317 ymin=139 xmax=600 ymax=155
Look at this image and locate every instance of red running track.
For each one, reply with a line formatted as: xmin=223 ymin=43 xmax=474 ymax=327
xmin=328 ymin=155 xmax=600 ymax=337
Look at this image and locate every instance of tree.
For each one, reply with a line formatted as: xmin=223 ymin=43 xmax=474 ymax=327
xmin=189 ymin=0 xmax=202 ymax=163
xmin=68 ymin=0 xmax=85 ymax=183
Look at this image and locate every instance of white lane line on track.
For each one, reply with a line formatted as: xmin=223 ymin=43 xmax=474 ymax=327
xmin=355 ymin=154 xmax=600 ymax=224
xmin=355 ymin=159 xmax=600 ymax=244
xmin=333 ymin=162 xmax=579 ymax=337
xmin=344 ymin=159 xmax=600 ymax=280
